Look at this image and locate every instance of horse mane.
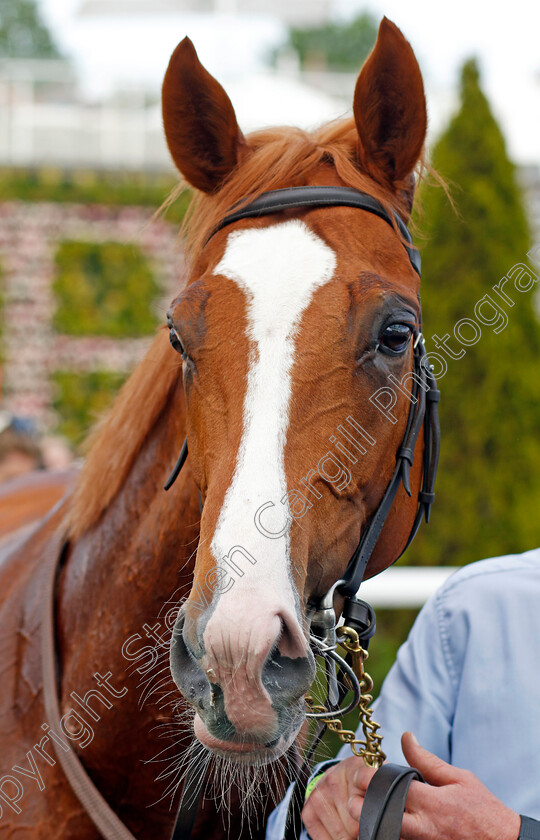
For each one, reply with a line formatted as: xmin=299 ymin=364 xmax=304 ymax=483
xmin=66 ymin=328 xmax=181 ymax=539
xmin=67 ymin=117 xmax=427 ymax=539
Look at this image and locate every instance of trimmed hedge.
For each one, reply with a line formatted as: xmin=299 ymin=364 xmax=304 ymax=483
xmin=52 ymin=370 xmax=127 ymax=447
xmin=53 ymin=240 xmax=160 ymax=338
xmin=0 ymin=260 xmax=3 ymax=359
xmin=0 ymin=167 xmax=190 ymax=223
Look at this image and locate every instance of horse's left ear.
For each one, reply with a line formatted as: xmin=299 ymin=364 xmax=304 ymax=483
xmin=353 ymin=18 xmax=426 ymax=206
xmin=162 ymin=37 xmax=249 ymax=193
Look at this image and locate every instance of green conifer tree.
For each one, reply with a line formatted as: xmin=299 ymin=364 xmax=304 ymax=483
xmin=0 ymin=0 xmax=61 ymax=59
xmin=356 ymin=61 xmax=540 ymax=710
xmin=410 ymin=59 xmax=540 ymax=568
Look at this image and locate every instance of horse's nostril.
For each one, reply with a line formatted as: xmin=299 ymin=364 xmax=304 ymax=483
xmin=262 ymin=644 xmax=315 ymax=709
xmin=170 ymin=610 xmax=211 ymax=710
xmin=252 ymin=611 xmax=315 ymax=708
xmin=275 ymin=611 xmax=310 ymax=661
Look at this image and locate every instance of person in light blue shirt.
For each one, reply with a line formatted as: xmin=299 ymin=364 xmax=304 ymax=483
xmin=266 ymin=548 xmax=540 ymax=840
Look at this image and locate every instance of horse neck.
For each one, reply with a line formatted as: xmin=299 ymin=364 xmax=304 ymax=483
xmin=55 ymin=377 xmax=202 ymax=835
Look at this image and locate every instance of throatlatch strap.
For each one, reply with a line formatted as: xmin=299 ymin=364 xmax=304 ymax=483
xmin=164 ymin=437 xmax=188 ymax=491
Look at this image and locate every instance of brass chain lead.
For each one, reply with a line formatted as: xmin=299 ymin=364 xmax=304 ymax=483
xmin=306 ymin=625 xmax=386 ymax=769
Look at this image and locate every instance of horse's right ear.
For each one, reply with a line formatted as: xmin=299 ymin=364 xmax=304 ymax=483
xmin=162 ymin=37 xmax=249 ymax=193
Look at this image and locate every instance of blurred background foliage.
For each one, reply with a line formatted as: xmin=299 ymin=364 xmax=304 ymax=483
xmin=0 ymin=260 xmax=3 ymax=356
xmin=53 ymin=240 xmax=161 ymax=338
xmin=0 ymin=168 xmax=186 ymax=218
xmin=0 ymin=0 xmax=61 ymax=59
xmin=52 ymin=370 xmax=127 ymax=447
xmin=411 ymin=58 xmax=540 ymax=568
xmin=275 ymin=11 xmax=377 ymax=70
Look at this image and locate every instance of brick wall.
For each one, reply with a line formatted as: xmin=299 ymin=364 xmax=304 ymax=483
xmin=0 ymin=201 xmax=183 ymax=430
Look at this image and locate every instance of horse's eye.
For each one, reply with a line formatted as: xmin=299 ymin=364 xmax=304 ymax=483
xmin=169 ymin=327 xmax=185 ymax=357
xmin=167 ymin=312 xmax=187 ymax=357
xmin=378 ymin=323 xmax=413 ymax=354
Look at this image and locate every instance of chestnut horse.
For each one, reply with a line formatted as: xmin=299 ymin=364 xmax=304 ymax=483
xmin=0 ymin=18 xmax=429 ymax=840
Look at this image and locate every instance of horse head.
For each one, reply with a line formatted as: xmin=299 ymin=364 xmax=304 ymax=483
xmin=163 ymin=18 xmax=429 ymax=763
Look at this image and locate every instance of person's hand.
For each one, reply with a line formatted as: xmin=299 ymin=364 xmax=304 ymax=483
xmin=347 ymin=732 xmax=521 ymax=840
xmin=301 ymin=755 xmax=376 ymax=840
xmin=301 ymin=732 xmax=521 ymax=840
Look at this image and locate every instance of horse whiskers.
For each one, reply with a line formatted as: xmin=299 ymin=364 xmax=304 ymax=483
xmin=133 ymin=647 xmax=177 ymax=696
xmin=139 ymin=652 xmax=325 ymax=820
xmin=149 ymin=739 xmax=207 ymax=806
xmin=154 ymin=687 xmax=184 ymax=710
xmin=124 ymin=644 xmax=169 ymax=682
xmin=155 ymin=696 xmax=190 ymax=714
xmin=144 ymin=732 xmax=193 ymax=764
xmin=137 ymin=662 xmax=170 ymax=691
xmin=147 ymin=721 xmax=194 ymax=749
xmin=128 ymin=590 xmax=317 ymax=829
xmin=147 ymin=712 xmax=299 ymax=834
xmin=150 ymin=706 xmax=193 ymax=730
xmin=138 ymin=670 xmax=173 ymax=709
xmin=156 ymin=588 xmax=190 ymax=621
xmin=183 ymin=534 xmax=209 ymax=571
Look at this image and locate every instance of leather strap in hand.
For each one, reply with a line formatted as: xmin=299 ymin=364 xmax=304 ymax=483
xmin=358 ymin=763 xmax=424 ymax=840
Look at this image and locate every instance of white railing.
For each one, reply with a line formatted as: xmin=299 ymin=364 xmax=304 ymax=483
xmin=0 ymin=59 xmax=173 ymax=171
xmin=0 ymin=100 xmax=173 ymax=171
xmin=357 ymin=566 xmax=459 ymax=608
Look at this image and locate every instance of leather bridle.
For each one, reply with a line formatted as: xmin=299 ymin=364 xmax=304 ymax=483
xmin=165 ymin=184 xmax=440 ymax=642
xmin=165 ymin=185 xmax=441 ymax=840
xmin=42 ymin=185 xmax=440 ymax=840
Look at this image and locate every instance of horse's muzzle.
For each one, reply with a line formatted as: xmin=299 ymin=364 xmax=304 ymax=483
xmin=169 ymin=607 xmax=315 ymax=759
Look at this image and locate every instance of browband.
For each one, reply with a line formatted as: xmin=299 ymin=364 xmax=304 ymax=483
xmin=207 ymin=186 xmax=421 ymax=277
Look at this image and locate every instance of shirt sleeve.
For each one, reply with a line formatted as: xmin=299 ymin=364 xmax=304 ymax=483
xmin=265 ymin=780 xmax=296 ymax=840
xmin=338 ymin=589 xmax=457 ymax=765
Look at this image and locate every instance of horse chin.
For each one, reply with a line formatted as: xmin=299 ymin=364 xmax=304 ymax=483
xmin=193 ymin=714 xmax=299 ymax=765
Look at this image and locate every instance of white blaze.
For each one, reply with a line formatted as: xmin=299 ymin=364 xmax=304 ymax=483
xmin=211 ymin=220 xmax=336 ymax=606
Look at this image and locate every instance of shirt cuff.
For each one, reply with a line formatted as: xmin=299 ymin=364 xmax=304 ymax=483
xmin=304 ymin=758 xmax=342 ymax=800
